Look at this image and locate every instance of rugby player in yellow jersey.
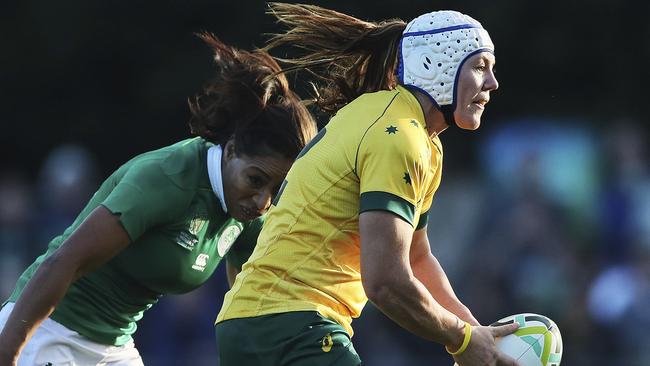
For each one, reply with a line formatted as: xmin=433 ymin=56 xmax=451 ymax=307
xmin=216 ymin=4 xmax=520 ymax=366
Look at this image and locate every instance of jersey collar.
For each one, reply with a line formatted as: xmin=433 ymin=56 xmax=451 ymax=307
xmin=207 ymin=145 xmax=228 ymax=213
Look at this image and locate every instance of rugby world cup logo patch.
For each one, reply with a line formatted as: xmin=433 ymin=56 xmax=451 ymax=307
xmin=175 ymin=215 xmax=207 ymax=251
xmin=188 ymin=217 xmax=207 ymax=236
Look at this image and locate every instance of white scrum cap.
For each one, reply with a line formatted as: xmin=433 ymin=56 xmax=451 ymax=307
xmin=397 ymin=10 xmax=494 ymax=119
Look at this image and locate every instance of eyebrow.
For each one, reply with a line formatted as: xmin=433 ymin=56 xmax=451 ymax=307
xmin=481 ymin=54 xmax=496 ymax=65
xmin=249 ymin=166 xmax=271 ymax=180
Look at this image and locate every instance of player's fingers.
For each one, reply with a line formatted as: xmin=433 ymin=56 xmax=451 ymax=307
xmin=491 ymin=322 xmax=519 ymax=337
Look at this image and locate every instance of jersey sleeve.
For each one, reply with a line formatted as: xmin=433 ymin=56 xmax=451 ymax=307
xmin=357 ymin=118 xmax=431 ymax=228
xmin=415 ymin=138 xmax=443 ymax=230
xmin=416 ymin=211 xmax=429 ymax=230
xmin=225 ymin=216 xmax=264 ymax=270
xmin=101 ymin=161 xmax=192 ymax=241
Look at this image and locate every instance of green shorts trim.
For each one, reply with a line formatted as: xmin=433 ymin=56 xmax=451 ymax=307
xmin=215 ymin=311 xmax=362 ymax=366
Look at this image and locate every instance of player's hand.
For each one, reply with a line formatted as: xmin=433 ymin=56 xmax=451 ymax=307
xmin=452 ymin=323 xmax=521 ymax=366
xmin=0 ymin=350 xmax=18 ymax=366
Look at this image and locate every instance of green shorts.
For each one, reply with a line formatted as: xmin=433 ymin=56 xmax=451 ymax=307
xmin=215 ymin=311 xmax=362 ymax=366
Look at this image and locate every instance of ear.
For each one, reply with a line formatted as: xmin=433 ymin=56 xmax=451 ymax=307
xmin=223 ymin=138 xmax=236 ymax=161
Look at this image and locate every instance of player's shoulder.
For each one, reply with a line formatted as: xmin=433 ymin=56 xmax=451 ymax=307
xmin=363 ymin=86 xmax=425 ymax=133
xmin=362 ymin=115 xmax=429 ymax=156
xmin=348 ymin=88 xmax=407 ymax=123
xmin=123 ymin=137 xmax=208 ymax=190
xmin=160 ymin=137 xmax=206 ymax=171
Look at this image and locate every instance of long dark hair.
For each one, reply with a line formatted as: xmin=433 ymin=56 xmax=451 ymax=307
xmin=265 ymin=3 xmax=406 ymax=114
xmin=188 ymin=33 xmax=317 ymax=159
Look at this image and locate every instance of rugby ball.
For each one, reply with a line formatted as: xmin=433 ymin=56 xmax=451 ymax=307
xmin=491 ymin=313 xmax=563 ymax=366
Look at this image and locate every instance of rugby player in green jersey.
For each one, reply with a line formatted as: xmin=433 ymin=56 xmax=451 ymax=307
xmin=0 ymin=34 xmax=316 ymax=365
xmin=215 ymin=4 xmax=519 ymax=366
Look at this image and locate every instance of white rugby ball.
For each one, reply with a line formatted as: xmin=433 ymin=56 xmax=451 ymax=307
xmin=491 ymin=313 xmax=563 ymax=366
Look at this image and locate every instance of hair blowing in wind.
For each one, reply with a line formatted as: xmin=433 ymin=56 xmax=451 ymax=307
xmin=265 ymin=2 xmax=406 ymax=114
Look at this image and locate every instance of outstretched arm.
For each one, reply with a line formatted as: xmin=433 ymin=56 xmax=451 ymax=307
xmin=360 ymin=211 xmax=464 ymax=345
xmin=0 ymin=206 xmax=131 ymax=365
xmin=410 ymin=228 xmax=479 ymax=326
xmin=360 ymin=211 xmax=520 ymax=366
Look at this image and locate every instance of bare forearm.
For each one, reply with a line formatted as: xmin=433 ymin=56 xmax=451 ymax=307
xmin=0 ymin=206 xmax=130 ymax=364
xmin=0 ymin=256 xmax=76 ymax=361
xmin=360 ymin=212 xmax=465 ymax=351
xmin=366 ymin=273 xmax=465 ymax=349
xmin=412 ymin=253 xmax=479 ymax=325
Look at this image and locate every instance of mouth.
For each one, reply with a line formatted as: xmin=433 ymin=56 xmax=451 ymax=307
xmin=240 ymin=205 xmax=262 ymax=220
xmin=472 ymin=99 xmax=489 ymax=109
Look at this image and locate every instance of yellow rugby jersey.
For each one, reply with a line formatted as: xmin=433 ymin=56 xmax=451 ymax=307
xmin=217 ymin=85 xmax=443 ymax=335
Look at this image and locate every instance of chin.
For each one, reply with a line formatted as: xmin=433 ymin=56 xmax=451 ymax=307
xmin=455 ymin=111 xmax=482 ymax=130
xmin=233 ymin=209 xmax=261 ymax=222
xmin=224 ymin=204 xmax=244 ymax=221
xmin=456 ymin=119 xmax=481 ymax=130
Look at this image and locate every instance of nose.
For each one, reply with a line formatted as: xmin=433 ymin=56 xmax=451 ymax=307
xmin=253 ymin=190 xmax=273 ymax=213
xmin=485 ymin=69 xmax=499 ymax=91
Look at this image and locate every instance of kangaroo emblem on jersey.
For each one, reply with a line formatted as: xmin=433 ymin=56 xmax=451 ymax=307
xmin=192 ymin=253 xmax=210 ymax=272
xmin=321 ymin=333 xmax=333 ymax=352
xmin=217 ymin=224 xmax=242 ymax=257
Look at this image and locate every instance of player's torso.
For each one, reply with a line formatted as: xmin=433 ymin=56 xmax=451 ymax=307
xmin=9 ymin=138 xmax=249 ymax=344
xmin=220 ymin=86 xmax=441 ymax=330
xmin=107 ymin=195 xmax=239 ymax=294
xmin=84 ymin=138 xmax=237 ymax=294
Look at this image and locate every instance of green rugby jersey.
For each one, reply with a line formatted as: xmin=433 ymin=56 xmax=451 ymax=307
xmin=6 ymin=137 xmax=261 ymax=346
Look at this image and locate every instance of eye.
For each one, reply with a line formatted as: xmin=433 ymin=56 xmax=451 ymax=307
xmin=474 ymin=64 xmax=486 ymax=72
xmin=247 ymin=175 xmax=265 ymax=188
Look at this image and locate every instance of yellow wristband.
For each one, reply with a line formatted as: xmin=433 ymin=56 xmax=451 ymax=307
xmin=446 ymin=322 xmax=472 ymax=356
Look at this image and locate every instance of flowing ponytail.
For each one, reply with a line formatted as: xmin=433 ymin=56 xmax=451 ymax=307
xmin=265 ymin=3 xmax=406 ymax=114
xmin=188 ymin=33 xmax=316 ymax=158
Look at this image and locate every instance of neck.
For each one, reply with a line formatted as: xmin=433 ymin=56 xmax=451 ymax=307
xmin=411 ymin=89 xmax=449 ymax=138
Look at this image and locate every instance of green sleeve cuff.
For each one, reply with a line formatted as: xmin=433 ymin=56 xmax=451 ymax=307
xmin=359 ymin=191 xmax=415 ymax=227
xmin=416 ymin=211 xmax=429 ymax=230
